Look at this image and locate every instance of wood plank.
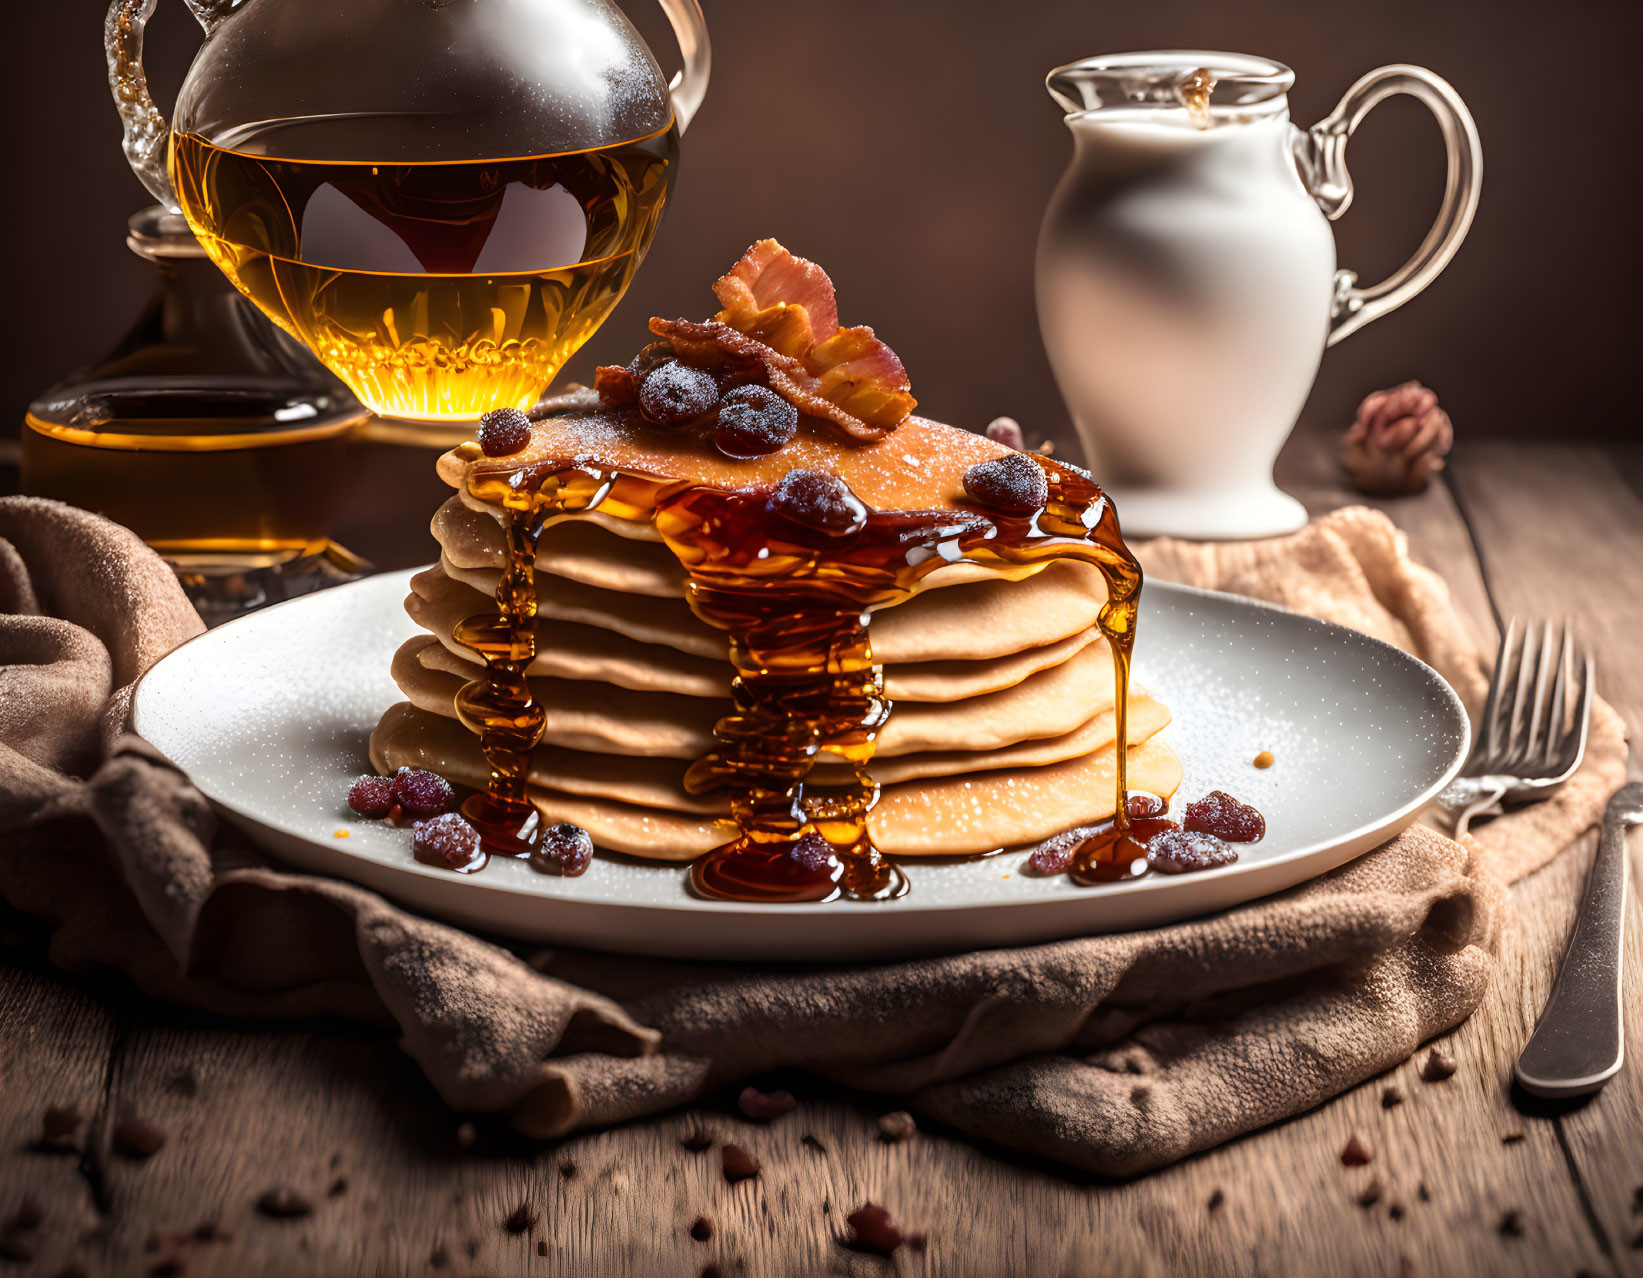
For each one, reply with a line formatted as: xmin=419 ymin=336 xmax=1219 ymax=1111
xmin=1448 ymin=441 xmax=1643 ymax=1267
xmin=28 ymin=1004 xmax=1620 ymax=1278
xmin=1449 ymin=442 xmax=1643 ymax=767
xmin=0 ymin=945 xmax=119 ymax=1275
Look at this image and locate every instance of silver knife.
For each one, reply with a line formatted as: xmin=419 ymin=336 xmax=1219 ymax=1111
xmin=1514 ymin=780 xmax=1641 ymax=1098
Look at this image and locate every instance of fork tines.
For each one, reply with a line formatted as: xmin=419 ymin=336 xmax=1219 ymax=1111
xmin=1472 ymin=619 xmax=1593 ymax=780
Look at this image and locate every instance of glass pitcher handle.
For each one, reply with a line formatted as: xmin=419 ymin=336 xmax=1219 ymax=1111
xmin=1297 ymin=65 xmax=1483 ymax=346
xmin=655 ymin=0 xmax=712 ymax=135
xmin=106 ymin=0 xmax=233 ymax=211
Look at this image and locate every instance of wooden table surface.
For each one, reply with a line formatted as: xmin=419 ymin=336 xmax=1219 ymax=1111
xmin=3 ymin=430 xmax=1641 ymax=1278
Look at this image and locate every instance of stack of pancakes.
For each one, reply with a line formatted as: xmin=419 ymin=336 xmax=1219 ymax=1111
xmin=370 ymin=408 xmax=1180 ymax=860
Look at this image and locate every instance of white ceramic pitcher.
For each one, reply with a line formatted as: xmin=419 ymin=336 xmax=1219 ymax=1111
xmin=1036 ymin=52 xmax=1481 ymax=538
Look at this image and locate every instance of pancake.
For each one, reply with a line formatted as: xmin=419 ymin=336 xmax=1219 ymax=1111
xmin=409 ymin=573 xmax=731 ymax=695
xmin=391 ymin=631 xmax=1135 ymax=758
xmin=389 ymin=633 xmax=1168 ymax=771
xmin=435 ymin=492 xmax=1027 ymax=596
xmin=407 ymin=607 xmax=1104 ymax=704
xmin=433 ymin=497 xmax=684 ymax=598
xmin=372 ymin=687 xmax=1168 ymax=808
xmin=427 ymin=555 xmax=1109 ymax=665
xmin=372 ymin=701 xmax=1182 ymax=859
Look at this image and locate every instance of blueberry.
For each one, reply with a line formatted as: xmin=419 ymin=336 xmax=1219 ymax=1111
xmin=477 ymin=407 xmax=531 ymax=457
xmin=638 ymin=360 xmax=720 ymax=425
xmin=713 ymin=386 xmax=798 ymax=458
xmin=769 ymin=469 xmax=868 ymax=537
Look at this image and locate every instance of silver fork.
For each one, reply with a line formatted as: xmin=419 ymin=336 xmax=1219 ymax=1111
xmin=1436 ymin=619 xmax=1594 ymax=839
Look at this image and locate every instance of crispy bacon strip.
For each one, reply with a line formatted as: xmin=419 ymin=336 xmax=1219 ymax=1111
xmin=705 ymin=239 xmax=915 ymax=438
xmin=650 ymin=317 xmax=897 ymax=444
xmin=713 ymin=239 xmax=840 ymax=353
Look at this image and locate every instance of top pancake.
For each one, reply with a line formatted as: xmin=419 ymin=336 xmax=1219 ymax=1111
xmin=438 ymin=401 xmax=1054 ymax=518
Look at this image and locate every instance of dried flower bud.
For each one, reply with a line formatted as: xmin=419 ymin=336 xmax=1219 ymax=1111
xmin=1341 ymin=380 xmax=1453 ymax=497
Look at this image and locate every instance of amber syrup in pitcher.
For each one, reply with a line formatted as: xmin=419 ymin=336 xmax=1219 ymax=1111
xmin=171 ymin=124 xmax=677 ymax=423
xmin=451 ymin=444 xmax=1147 ymax=902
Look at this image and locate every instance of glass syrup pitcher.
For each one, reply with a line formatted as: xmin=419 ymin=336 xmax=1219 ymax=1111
xmin=108 ymin=0 xmax=711 ymax=424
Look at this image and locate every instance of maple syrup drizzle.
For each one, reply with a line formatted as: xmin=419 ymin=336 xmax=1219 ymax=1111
xmin=453 ymin=448 xmax=1147 ymax=900
xmin=453 ymin=463 xmax=615 ymax=859
xmin=1066 ymin=792 xmax=1173 ymax=884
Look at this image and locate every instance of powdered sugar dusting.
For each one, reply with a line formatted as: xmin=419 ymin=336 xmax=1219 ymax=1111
xmin=469 ymin=410 xmax=1015 ymax=515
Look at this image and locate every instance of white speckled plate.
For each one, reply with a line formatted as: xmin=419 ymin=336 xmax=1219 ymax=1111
xmin=132 ymin=570 xmax=1468 ymax=960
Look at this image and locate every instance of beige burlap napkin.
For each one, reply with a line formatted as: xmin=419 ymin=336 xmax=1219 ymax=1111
xmin=0 ymin=496 xmax=1626 ymax=1176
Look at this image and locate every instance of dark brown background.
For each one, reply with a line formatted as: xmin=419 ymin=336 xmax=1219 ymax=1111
xmin=6 ymin=0 xmax=1638 ymax=455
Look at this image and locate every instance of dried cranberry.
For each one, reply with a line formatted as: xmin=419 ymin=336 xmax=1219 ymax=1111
xmin=531 ymin=822 xmax=594 ymax=877
xmin=721 ymin=1144 xmax=760 ymax=1183
xmin=638 ymin=360 xmax=719 ymax=425
xmin=788 ymin=833 xmax=835 ymax=874
xmin=256 ymin=1188 xmax=312 ymax=1219
xmin=1146 ymin=828 xmax=1237 ymax=874
xmin=962 ymin=452 xmax=1049 ymax=515
xmin=1026 ymin=828 xmax=1085 ymax=875
xmin=112 ymin=1117 xmax=166 ymax=1159
xmin=737 ymin=1086 xmax=797 ymax=1121
xmin=713 ymin=385 xmax=798 ymax=458
xmin=40 ymin=1105 xmax=80 ymax=1143
xmin=769 ymin=470 xmax=868 ymax=537
xmin=347 ymin=774 xmax=395 ymax=818
xmin=413 ymin=814 xmax=483 ymax=872
xmin=477 ymin=407 xmax=531 ymax=457
xmin=845 ymin=1203 xmax=906 ymax=1255
xmin=876 ymin=1111 xmax=916 ymax=1143
xmin=391 ymin=767 xmax=454 ymax=818
xmin=1183 ymin=790 xmax=1266 ymax=842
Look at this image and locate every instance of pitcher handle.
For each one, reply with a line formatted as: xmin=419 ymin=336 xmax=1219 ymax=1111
xmin=1297 ymin=65 xmax=1482 ymax=346
xmin=655 ymin=0 xmax=712 ymax=135
xmin=106 ymin=0 xmax=233 ymax=211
